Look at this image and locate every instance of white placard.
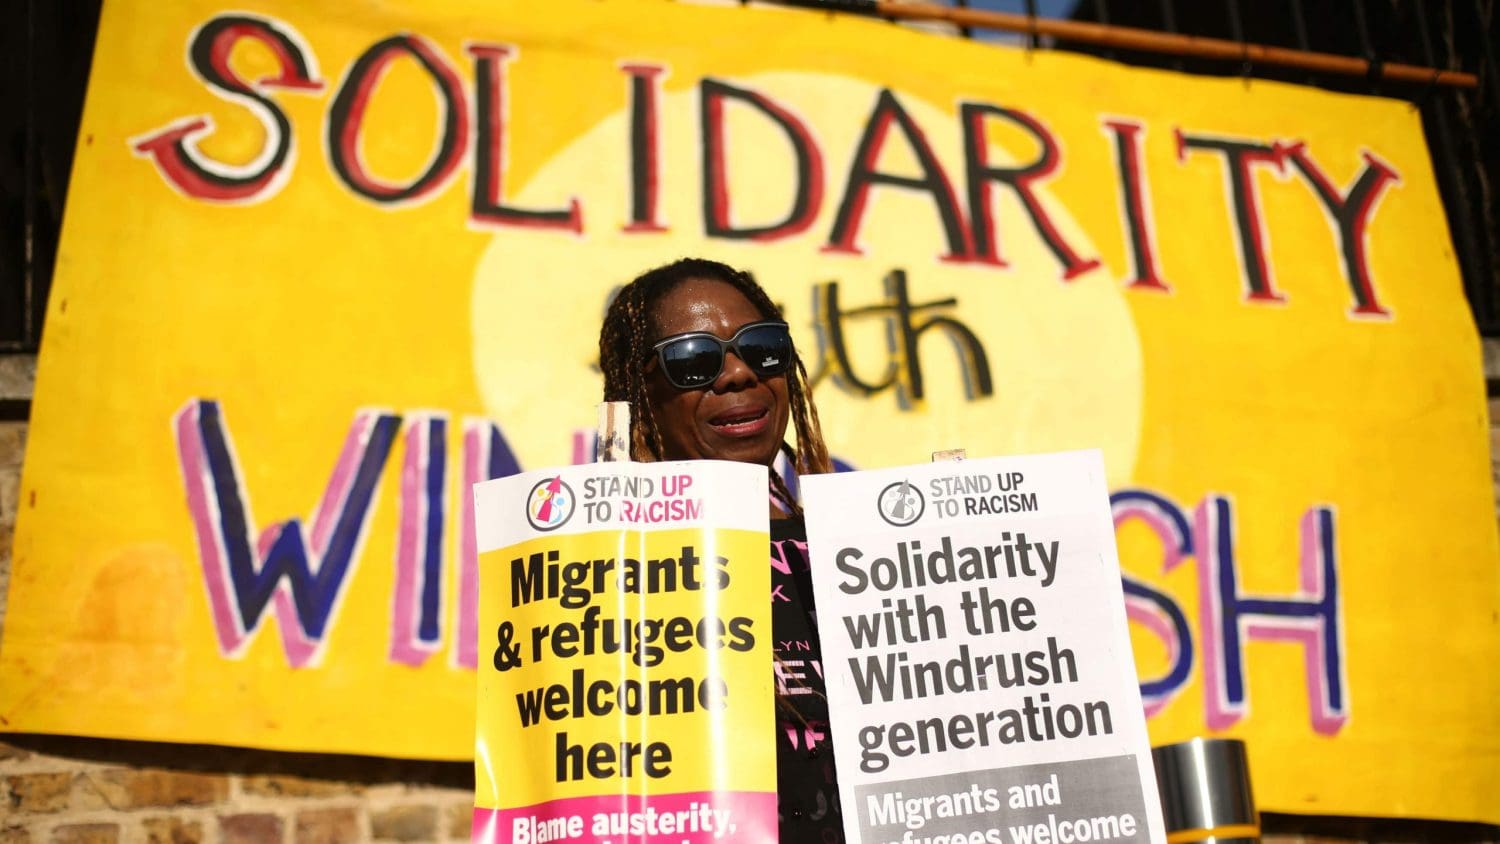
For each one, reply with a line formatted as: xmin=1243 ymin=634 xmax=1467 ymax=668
xmin=802 ymin=450 xmax=1165 ymax=844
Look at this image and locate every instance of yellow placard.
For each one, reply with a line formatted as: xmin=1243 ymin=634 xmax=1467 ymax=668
xmin=2 ymin=0 xmax=1497 ymax=825
xmin=473 ymin=527 xmax=773 ymax=842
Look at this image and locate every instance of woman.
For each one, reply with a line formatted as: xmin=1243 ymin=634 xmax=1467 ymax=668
xmin=598 ymin=257 xmax=843 ymax=842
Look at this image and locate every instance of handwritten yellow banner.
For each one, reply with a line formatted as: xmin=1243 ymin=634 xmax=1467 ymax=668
xmin=2 ymin=0 xmax=1496 ymax=825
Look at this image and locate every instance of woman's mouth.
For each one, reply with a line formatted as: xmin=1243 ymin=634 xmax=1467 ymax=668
xmin=707 ymin=406 xmax=771 ymax=437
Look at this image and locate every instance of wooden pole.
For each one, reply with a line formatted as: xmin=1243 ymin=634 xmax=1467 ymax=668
xmin=787 ymin=0 xmax=1480 ymax=89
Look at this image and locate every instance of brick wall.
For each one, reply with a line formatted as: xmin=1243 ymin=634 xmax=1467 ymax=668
xmin=0 ymin=730 xmax=473 ymax=844
xmin=1 ymin=351 xmax=1497 ymax=843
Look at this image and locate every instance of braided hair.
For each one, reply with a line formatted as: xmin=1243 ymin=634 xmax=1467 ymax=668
xmin=599 ymin=258 xmax=831 ymax=509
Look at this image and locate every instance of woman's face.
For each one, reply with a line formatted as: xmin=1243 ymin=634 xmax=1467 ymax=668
xmin=645 ymin=277 xmax=791 ymax=467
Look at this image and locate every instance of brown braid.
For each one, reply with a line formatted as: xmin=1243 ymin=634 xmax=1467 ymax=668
xmin=598 ymin=258 xmax=833 ymax=495
xmin=768 ymin=467 xmax=801 ymax=517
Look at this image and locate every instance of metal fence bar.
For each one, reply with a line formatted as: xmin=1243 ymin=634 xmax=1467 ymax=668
xmin=1 ymin=0 xmax=42 ymax=353
xmin=1090 ymin=0 xmax=1115 ymax=59
xmin=1465 ymin=0 xmax=1500 ymax=328
xmin=1352 ymin=0 xmax=1373 ymax=61
xmin=1223 ymin=0 xmax=1244 ymax=43
xmin=20 ymin=0 xmax=37 ymax=352
xmin=1156 ymin=0 xmax=1176 ymax=33
xmin=1224 ymin=0 xmax=1249 ymax=76
xmin=1471 ymin=0 xmax=1499 ymax=117
xmin=1351 ymin=0 xmax=1380 ymax=94
xmin=1413 ymin=0 xmax=1493 ymax=332
xmin=954 ymin=0 xmax=973 ymax=40
xmin=1288 ymin=0 xmax=1310 ymax=52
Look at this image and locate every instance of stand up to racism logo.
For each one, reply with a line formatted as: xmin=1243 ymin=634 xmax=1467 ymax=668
xmin=877 ymin=480 xmax=924 ymax=527
xmin=525 ymin=475 xmax=575 ymax=531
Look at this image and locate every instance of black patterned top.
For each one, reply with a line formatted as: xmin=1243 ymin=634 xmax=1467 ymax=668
xmin=771 ymin=517 xmax=844 ymax=843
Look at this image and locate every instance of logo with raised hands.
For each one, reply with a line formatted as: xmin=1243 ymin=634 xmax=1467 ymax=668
xmin=526 ymin=475 xmax=575 ymax=531
xmin=877 ymin=479 xmax=924 ymax=527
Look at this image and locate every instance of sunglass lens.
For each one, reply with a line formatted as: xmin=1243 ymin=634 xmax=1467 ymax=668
xmin=660 ymin=336 xmax=722 ymax=388
xmin=737 ymin=325 xmax=793 ymax=376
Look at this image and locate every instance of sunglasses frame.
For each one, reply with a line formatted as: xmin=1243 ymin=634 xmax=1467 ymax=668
xmin=649 ymin=320 xmax=794 ymax=390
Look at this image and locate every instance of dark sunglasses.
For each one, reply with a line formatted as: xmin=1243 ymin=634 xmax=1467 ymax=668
xmin=650 ymin=320 xmax=794 ymax=390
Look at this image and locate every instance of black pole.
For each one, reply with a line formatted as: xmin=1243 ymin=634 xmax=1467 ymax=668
xmin=1414 ymin=0 xmax=1492 ymax=331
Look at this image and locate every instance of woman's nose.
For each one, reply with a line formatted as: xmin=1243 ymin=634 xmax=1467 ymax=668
xmin=713 ymin=350 xmax=758 ymax=390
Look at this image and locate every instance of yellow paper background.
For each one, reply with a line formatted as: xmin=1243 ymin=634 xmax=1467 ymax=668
xmin=475 ymin=528 xmax=773 ymax=809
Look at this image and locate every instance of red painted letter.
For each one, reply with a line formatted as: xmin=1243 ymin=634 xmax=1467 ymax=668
xmin=825 ymin=89 xmax=971 ymax=261
xmin=1176 ymin=129 xmax=1290 ymax=303
xmin=467 ymin=44 xmax=582 ymax=232
xmin=326 ymin=35 xmax=470 ymax=206
xmin=132 ymin=14 xmax=322 ymax=204
xmin=1103 ymin=119 xmax=1170 ymax=291
xmin=700 ymin=78 xmax=824 ymax=242
xmin=1285 ymin=143 xmax=1400 ymax=318
xmin=960 ymin=102 xmax=1099 ymax=280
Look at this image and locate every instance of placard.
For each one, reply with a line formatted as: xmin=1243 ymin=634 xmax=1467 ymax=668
xmin=803 ymin=451 xmax=1165 ymax=844
xmin=472 ymin=460 xmax=774 ymax=843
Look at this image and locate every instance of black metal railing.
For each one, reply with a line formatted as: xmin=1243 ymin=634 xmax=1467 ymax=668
xmin=0 ymin=0 xmax=102 ymax=353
